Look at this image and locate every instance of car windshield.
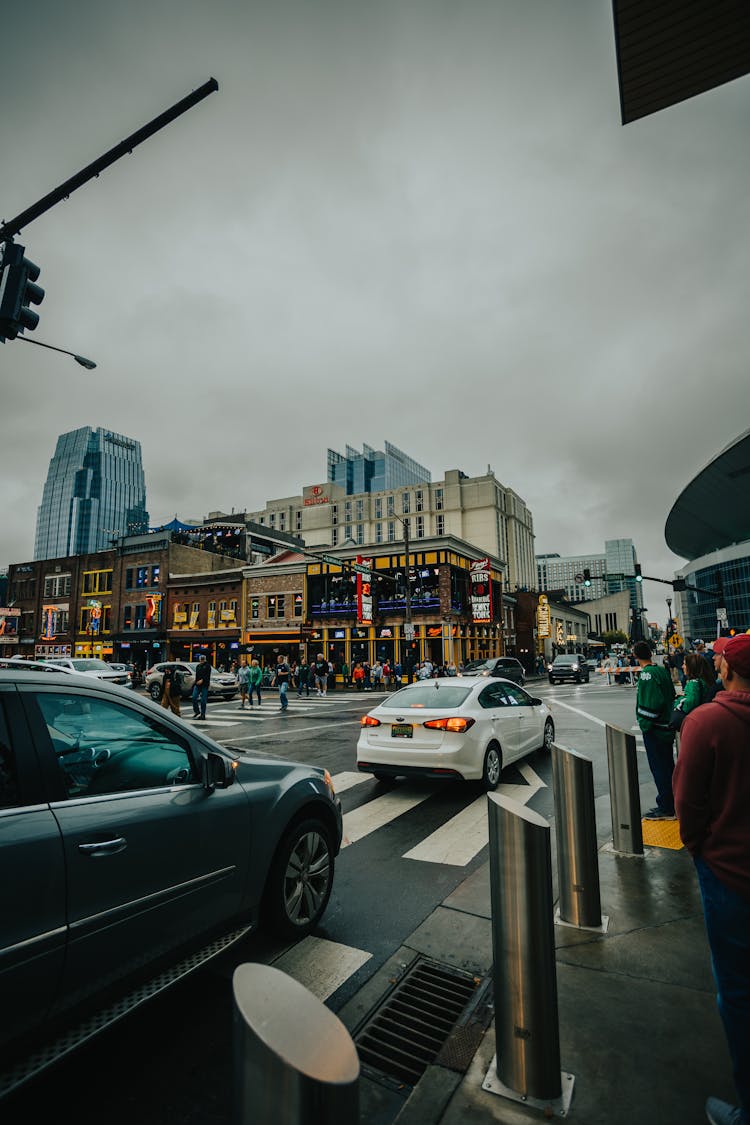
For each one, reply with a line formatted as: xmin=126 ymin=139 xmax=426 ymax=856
xmin=70 ymin=659 xmax=112 ymax=672
xmin=554 ymin=656 xmax=580 ymax=664
xmin=462 ymin=660 xmax=490 ymax=672
xmin=380 ymin=684 xmax=473 ymax=709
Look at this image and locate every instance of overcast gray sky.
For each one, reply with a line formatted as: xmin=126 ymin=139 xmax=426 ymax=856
xmin=2 ymin=1 xmax=748 ymax=625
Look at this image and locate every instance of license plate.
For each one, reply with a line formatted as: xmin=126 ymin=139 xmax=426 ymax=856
xmin=391 ymin=724 xmax=413 ymax=738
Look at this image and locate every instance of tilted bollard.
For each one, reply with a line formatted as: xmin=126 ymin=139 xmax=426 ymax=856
xmin=551 ymin=743 xmax=607 ymax=931
xmin=482 ymin=793 xmax=575 ymax=1116
xmin=605 ymin=724 xmax=644 ymax=856
xmin=233 ymin=963 xmax=359 ymax=1125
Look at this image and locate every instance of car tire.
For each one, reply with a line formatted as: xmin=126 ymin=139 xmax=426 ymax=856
xmin=482 ymin=743 xmax=502 ymax=792
xmin=541 ymin=718 xmax=555 ymax=753
xmin=262 ymin=817 xmax=335 ymax=939
xmin=148 ymin=682 xmax=162 ymax=701
xmin=373 ymin=771 xmax=391 ymax=782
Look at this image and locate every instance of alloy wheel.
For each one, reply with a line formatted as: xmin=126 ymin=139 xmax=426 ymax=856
xmin=283 ymin=829 xmax=332 ymax=926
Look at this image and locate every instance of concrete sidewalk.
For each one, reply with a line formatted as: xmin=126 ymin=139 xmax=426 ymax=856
xmin=337 ymin=785 xmax=736 ymax=1125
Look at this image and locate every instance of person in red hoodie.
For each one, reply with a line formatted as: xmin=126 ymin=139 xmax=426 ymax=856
xmin=673 ymin=633 xmax=750 ymax=1125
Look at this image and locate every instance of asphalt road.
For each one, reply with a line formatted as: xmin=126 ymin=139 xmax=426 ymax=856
xmin=4 ymin=675 xmax=654 ymax=1125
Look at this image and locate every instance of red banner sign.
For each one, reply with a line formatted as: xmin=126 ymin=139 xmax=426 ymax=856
xmin=357 ymin=556 xmax=373 ymax=625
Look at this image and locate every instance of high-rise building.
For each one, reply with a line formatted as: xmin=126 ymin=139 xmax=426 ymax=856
xmin=327 ymin=441 xmax=430 ymax=495
xmin=537 ymin=538 xmax=644 ymax=612
xmin=34 ymin=427 xmax=148 ymax=561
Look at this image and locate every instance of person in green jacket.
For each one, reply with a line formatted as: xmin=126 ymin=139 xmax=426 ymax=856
xmin=247 ymin=658 xmax=263 ymax=707
xmin=675 ymin=651 xmax=717 ymax=718
xmin=633 ymin=640 xmax=676 ymax=819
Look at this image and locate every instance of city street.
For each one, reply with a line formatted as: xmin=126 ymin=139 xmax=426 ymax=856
xmin=3 ymin=675 xmax=656 ymax=1125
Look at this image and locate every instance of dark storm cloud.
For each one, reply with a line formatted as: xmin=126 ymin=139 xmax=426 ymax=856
xmin=2 ymin=1 xmax=748 ymax=621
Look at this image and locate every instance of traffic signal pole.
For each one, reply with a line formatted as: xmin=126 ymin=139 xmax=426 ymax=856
xmin=0 ymin=78 xmax=219 ymax=243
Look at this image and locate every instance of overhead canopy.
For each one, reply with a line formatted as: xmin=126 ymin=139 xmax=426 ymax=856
xmin=613 ymin=0 xmax=750 ymax=124
xmin=665 ymin=429 xmax=750 ymax=559
xmin=149 ymin=518 xmax=199 ymax=533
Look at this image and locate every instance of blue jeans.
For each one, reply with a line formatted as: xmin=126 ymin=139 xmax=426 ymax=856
xmin=642 ymin=728 xmax=675 ymax=814
xmin=695 ymin=857 xmax=750 ymax=1119
xmin=279 ymin=681 xmax=288 ymax=710
xmin=192 ymin=683 xmax=208 ymax=718
xmin=248 ymin=683 xmax=261 ymax=706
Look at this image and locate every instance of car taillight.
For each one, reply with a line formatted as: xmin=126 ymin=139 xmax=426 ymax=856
xmin=360 ymin=715 xmax=381 ymax=727
xmin=146 ymin=666 xmax=157 ymax=675
xmin=423 ymin=717 xmax=475 ymax=733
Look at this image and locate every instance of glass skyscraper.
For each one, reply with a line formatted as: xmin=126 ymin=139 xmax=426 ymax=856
xmin=327 ymin=441 xmax=430 ymax=495
xmin=34 ymin=427 xmax=149 ymax=561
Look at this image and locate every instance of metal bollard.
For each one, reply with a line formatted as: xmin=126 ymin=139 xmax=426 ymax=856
xmin=551 ymin=743 xmax=607 ymax=931
xmin=233 ymin=963 xmax=359 ymax=1125
xmin=605 ymin=724 xmax=644 ymax=856
xmin=482 ymin=793 xmax=575 ymax=1116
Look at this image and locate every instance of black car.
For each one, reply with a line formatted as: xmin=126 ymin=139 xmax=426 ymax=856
xmin=461 ymin=657 xmax=525 ymax=686
xmin=0 ymin=669 xmax=342 ymax=1093
xmin=548 ymin=654 xmax=590 ymax=684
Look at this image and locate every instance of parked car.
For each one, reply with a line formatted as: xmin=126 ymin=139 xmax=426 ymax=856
xmin=0 ymin=658 xmax=76 ymax=675
xmin=105 ymin=662 xmax=136 ymax=688
xmin=0 ymin=668 xmax=341 ymax=1087
xmin=548 ymin=654 xmax=590 ymax=684
xmin=460 ymin=657 xmax=526 ymax=686
xmin=357 ymin=677 xmax=553 ymax=790
xmin=40 ymin=657 xmax=131 ymax=688
xmin=144 ymin=661 xmax=238 ymax=702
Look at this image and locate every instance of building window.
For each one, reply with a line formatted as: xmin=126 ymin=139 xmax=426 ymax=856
xmin=415 ymin=490 xmax=424 ymax=512
xmin=355 ymin=524 xmax=364 ymax=545
xmin=251 ymin=598 xmax=259 ymax=619
xmin=269 ymin=513 xmax=276 ymax=527
xmin=402 ymin=493 xmax=411 ymax=514
xmin=152 ymin=565 xmax=160 ymax=585
xmin=436 ymin=514 xmax=445 ymax=536
xmin=136 ymin=566 xmax=149 ymax=588
xmin=208 ymin=601 xmax=217 ymax=628
xmin=435 ymin=488 xmax=444 ymax=511
xmin=82 ymin=570 xmax=112 ymax=595
xmin=123 ymin=605 xmax=133 ymax=630
xmin=345 ymin=501 xmax=352 ymax=519
xmin=125 ymin=568 xmax=134 ymax=590
xmin=294 ymin=593 xmax=303 ymax=617
xmin=375 ymin=522 xmax=383 ymax=544
xmin=267 ymin=594 xmax=285 ymax=619
xmin=134 ymin=604 xmax=146 ymax=629
xmin=355 ymin=498 xmax=363 ymax=519
xmin=331 ymin=527 xmax=338 ymax=546
xmin=416 ymin=515 xmax=424 ymax=539
xmin=279 ymin=513 xmax=286 ymax=531
xmin=344 ymin=523 xmax=352 ymax=542
xmin=375 ymin=498 xmax=382 ymax=519
xmin=295 ymin=510 xmax=302 ymax=531
xmin=43 ymin=574 xmax=71 ymax=598
xmin=331 ymin=504 xmax=338 ymax=526
xmin=387 ymin=520 xmax=396 ymax=542
xmin=387 ymin=495 xmax=394 ymax=515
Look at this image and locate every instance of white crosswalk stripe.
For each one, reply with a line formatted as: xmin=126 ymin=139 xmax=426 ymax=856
xmin=340 ymin=785 xmax=433 ymax=848
xmin=331 ymin=771 xmax=371 ymax=794
xmin=272 ymin=936 xmax=372 ymax=1001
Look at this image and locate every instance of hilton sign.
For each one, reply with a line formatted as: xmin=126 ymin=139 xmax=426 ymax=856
xmin=303 ymin=484 xmax=330 ymax=507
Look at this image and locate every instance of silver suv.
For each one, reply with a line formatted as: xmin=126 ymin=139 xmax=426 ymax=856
xmin=145 ymin=661 xmax=238 ymax=702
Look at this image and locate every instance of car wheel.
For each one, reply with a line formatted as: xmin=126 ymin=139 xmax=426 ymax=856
xmin=148 ymin=682 xmax=162 ymax=701
xmin=541 ymin=718 xmax=555 ymax=753
xmin=482 ymin=743 xmax=502 ymax=792
xmin=263 ymin=818 xmax=334 ymax=939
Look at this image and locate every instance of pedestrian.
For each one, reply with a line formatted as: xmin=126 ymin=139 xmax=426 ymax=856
xmin=447 ymin=660 xmax=457 ymax=677
xmin=161 ymin=664 xmax=181 ymax=715
xmin=272 ymin=654 xmax=291 ymax=711
xmin=341 ymin=659 xmax=350 ymax=689
xmin=247 ymin=658 xmax=262 ymax=707
xmin=313 ymin=653 xmax=328 ymax=696
xmin=672 ymin=651 xmax=717 ymax=728
xmin=710 ymin=637 xmax=730 ymax=696
xmin=372 ymin=660 xmax=383 ymax=690
xmin=363 ymin=661 xmax=372 ymax=690
xmin=353 ymin=662 xmax=365 ymax=691
xmin=192 ymin=653 xmax=211 ymax=720
xmin=297 ymin=658 xmax=310 ymax=697
xmin=394 ymin=660 xmax=402 ymax=685
xmin=237 ymin=658 xmax=249 ymax=709
xmin=382 ymin=660 xmax=391 ymax=689
xmin=673 ymin=633 xmax=750 ymax=1125
xmin=632 ymin=640 xmax=676 ymax=819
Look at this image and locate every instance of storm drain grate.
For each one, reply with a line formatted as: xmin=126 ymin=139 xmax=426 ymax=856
xmin=354 ymin=959 xmax=479 ymax=1088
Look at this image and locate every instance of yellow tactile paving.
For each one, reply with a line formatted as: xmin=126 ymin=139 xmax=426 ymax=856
xmin=641 ymin=818 xmax=684 ymax=850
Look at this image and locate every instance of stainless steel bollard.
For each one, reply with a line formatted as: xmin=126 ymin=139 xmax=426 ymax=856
xmin=483 ymin=793 xmax=574 ymax=1115
xmin=606 ymin=724 xmax=644 ymax=856
xmin=233 ymin=963 xmax=359 ymax=1125
xmin=551 ymin=743 xmax=604 ymax=929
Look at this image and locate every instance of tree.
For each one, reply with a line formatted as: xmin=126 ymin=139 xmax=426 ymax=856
xmin=602 ymin=629 xmax=629 ymax=648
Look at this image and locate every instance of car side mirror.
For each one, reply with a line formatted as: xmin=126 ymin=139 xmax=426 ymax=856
xmin=203 ymin=750 xmax=237 ymax=791
xmin=529 ymin=697 xmax=542 ymax=706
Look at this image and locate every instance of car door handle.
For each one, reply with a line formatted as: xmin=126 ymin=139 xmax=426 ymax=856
xmin=78 ymin=837 xmax=127 ymax=856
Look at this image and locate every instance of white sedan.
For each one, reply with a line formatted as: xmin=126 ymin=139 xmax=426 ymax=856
xmin=357 ymin=677 xmax=554 ymax=790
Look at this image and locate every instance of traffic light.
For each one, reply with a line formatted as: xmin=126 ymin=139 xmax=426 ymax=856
xmin=0 ymin=242 xmax=45 ymax=342
xmin=634 ymin=564 xmax=642 ymax=582
xmin=583 ymin=568 xmax=591 ymax=587
xmin=673 ymin=578 xmax=686 ymax=592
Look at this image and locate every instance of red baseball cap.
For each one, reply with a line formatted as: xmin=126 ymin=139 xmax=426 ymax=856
xmin=712 ymin=636 xmax=731 ymax=656
xmin=722 ymin=634 xmax=750 ymax=678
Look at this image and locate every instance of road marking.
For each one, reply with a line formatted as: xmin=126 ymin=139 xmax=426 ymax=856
xmin=331 ymin=771 xmax=371 ymax=793
xmin=341 ymin=785 xmax=433 ymax=848
xmin=225 ymin=720 xmax=358 ymax=745
xmin=550 ymin=700 xmax=644 ymax=749
xmin=403 ymin=763 xmax=546 ymax=866
xmin=185 ymin=718 xmax=240 ymax=727
xmin=273 ymin=936 xmax=372 ymax=1001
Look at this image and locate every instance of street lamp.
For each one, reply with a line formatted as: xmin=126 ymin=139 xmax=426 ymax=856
xmin=665 ymin=596 xmax=673 ymax=650
xmin=390 ymin=512 xmax=414 ymax=681
xmin=16 ymin=335 xmax=96 ymax=369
